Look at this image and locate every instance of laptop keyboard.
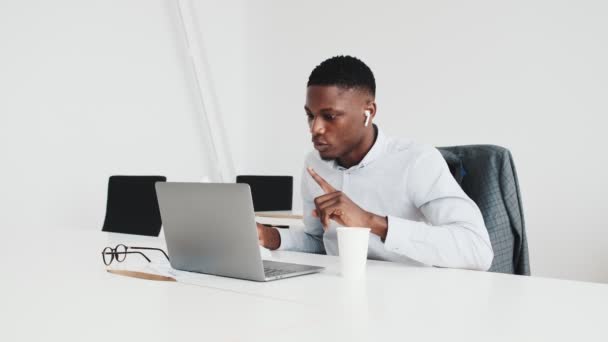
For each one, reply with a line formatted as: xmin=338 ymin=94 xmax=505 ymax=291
xmin=263 ymin=267 xmax=294 ymax=278
xmin=262 ymin=260 xmax=320 ymax=278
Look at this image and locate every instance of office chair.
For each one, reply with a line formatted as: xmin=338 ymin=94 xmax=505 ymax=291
xmin=236 ymin=175 xmax=293 ymax=211
xmin=438 ymin=145 xmax=530 ymax=275
xmin=101 ymin=175 xmax=166 ymax=236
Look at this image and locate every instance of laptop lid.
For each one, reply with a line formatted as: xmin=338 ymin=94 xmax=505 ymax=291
xmin=155 ymin=182 xmax=266 ymax=282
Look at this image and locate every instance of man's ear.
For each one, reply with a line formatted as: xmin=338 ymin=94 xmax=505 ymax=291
xmin=364 ymin=101 xmax=377 ymax=124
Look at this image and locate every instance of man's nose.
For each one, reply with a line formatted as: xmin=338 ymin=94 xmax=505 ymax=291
xmin=310 ymin=116 xmax=325 ymax=135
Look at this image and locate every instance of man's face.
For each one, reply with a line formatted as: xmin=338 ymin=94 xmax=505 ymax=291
xmin=305 ymin=85 xmax=372 ymax=161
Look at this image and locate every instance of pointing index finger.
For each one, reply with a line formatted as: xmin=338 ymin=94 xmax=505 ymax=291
xmin=307 ymin=167 xmax=336 ymax=193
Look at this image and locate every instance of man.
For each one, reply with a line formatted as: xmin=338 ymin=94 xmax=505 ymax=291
xmin=257 ymin=56 xmax=493 ymax=271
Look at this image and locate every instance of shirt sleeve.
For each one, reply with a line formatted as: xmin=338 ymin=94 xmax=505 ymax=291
xmin=383 ymin=147 xmax=494 ymax=271
xmin=277 ymin=165 xmax=325 ymax=254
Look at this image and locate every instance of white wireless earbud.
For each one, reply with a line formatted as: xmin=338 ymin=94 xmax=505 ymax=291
xmin=364 ymin=110 xmax=371 ymax=127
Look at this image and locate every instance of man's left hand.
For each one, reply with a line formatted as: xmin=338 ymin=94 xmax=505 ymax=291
xmin=307 ymin=167 xmax=387 ymax=239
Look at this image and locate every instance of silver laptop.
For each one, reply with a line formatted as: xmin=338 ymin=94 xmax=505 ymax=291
xmin=155 ymin=182 xmax=324 ymax=282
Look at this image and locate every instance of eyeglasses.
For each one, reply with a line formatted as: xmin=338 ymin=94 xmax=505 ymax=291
xmin=101 ymin=244 xmax=170 ymax=266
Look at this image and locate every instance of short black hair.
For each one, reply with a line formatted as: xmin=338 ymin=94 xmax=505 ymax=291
xmin=307 ymin=55 xmax=376 ymax=97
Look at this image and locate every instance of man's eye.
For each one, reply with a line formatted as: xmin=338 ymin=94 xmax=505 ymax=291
xmin=306 ymin=114 xmax=314 ymax=120
xmin=323 ymin=114 xmax=336 ymax=121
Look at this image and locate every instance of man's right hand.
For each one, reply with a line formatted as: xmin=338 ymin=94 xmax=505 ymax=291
xmin=256 ymin=222 xmax=281 ymax=250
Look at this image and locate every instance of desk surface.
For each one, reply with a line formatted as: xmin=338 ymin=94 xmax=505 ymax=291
xmin=3 ymin=228 xmax=607 ymax=341
xmin=255 ymin=210 xmax=303 ymax=219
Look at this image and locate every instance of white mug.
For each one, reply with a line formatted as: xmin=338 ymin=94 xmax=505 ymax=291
xmin=337 ymin=227 xmax=371 ymax=279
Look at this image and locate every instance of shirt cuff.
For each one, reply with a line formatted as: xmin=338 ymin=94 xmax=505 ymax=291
xmin=277 ymin=227 xmax=295 ymax=250
xmin=384 ymin=215 xmax=426 ymax=255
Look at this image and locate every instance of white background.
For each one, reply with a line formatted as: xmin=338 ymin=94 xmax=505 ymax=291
xmin=1 ymin=0 xmax=607 ymax=283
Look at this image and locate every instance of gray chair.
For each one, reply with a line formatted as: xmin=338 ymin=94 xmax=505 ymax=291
xmin=438 ymin=145 xmax=530 ymax=275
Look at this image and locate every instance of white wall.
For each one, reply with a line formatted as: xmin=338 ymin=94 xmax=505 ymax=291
xmin=2 ymin=1 xmax=607 ymax=283
xmin=0 ymin=0 xmax=219 ymax=229
xmin=214 ymin=0 xmax=608 ymax=283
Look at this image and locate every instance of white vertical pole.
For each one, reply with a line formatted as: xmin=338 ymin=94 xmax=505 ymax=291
xmin=174 ymin=0 xmax=235 ymax=182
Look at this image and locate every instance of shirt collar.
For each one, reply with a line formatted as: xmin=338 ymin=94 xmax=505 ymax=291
xmin=334 ymin=125 xmax=388 ymax=171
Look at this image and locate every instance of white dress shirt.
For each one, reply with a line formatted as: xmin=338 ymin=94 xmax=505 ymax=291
xmin=278 ymin=127 xmax=494 ymax=271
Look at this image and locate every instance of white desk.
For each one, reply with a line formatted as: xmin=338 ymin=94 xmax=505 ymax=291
xmin=255 ymin=210 xmax=303 ymax=220
xmin=255 ymin=211 xmax=303 ymax=228
xmin=3 ymin=227 xmax=607 ymax=341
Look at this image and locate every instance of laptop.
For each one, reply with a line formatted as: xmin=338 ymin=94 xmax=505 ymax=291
xmin=155 ymin=182 xmax=324 ymax=281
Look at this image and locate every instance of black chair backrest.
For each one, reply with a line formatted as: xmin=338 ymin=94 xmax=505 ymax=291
xmin=438 ymin=145 xmax=530 ymax=275
xmin=102 ymin=175 xmax=166 ymax=236
xmin=236 ymin=175 xmax=293 ymax=211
